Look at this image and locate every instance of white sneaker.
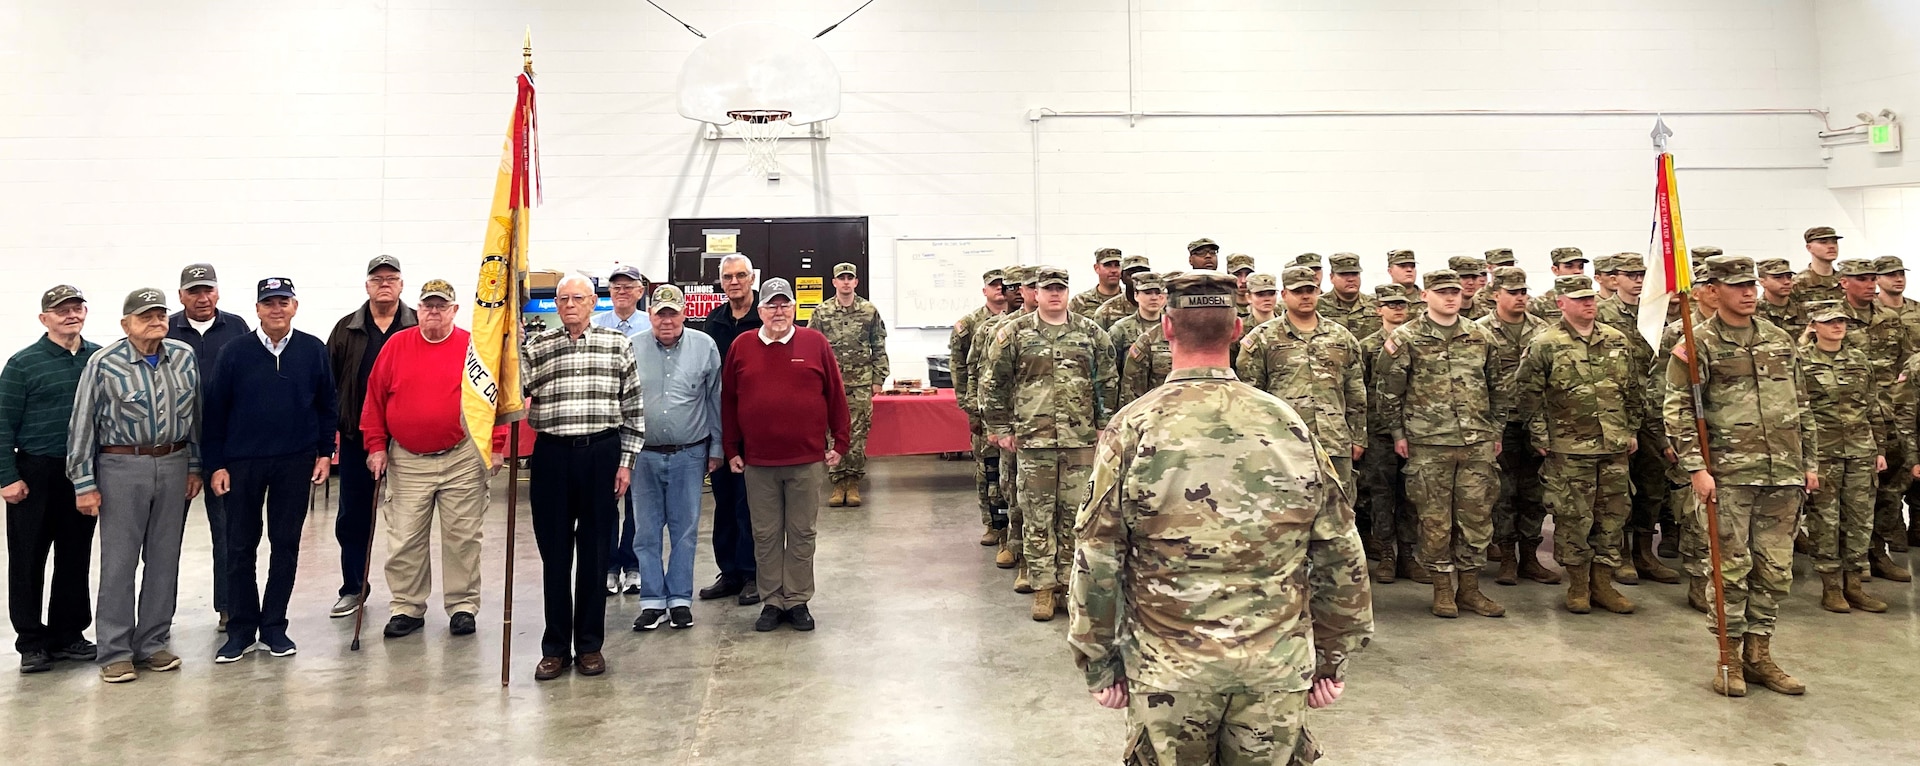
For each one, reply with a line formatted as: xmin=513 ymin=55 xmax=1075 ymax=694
xmin=622 ymin=570 xmax=642 ymax=594
xmin=605 ymin=572 xmax=620 ymax=596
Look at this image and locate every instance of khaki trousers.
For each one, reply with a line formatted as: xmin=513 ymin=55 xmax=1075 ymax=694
xmin=743 ymin=462 xmax=826 ymax=609
xmin=383 ymin=440 xmax=489 ymax=618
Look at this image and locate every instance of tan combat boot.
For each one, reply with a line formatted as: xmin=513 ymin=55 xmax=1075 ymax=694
xmin=994 ymin=538 xmax=1017 ymax=569
xmin=1430 ymin=571 xmax=1458 ymax=618
xmin=1612 ymin=553 xmax=1639 ymax=585
xmin=1013 ymin=568 xmax=1033 ymax=594
xmin=1564 ymin=561 xmax=1591 ymax=614
xmin=1518 ymin=538 xmax=1561 ymax=584
xmin=1454 ymin=571 xmax=1506 ymax=617
xmin=1589 ymin=564 xmax=1636 ymax=614
xmin=1495 ymin=542 xmax=1520 ymax=586
xmin=1488 ymin=542 xmax=1507 ymax=563
xmin=1372 ymin=548 xmax=1397 ymax=585
xmin=980 ymin=526 xmax=1002 ymax=546
xmin=1031 ymin=587 xmax=1056 ymax=621
xmin=1818 ymin=570 xmax=1850 ymax=613
xmin=828 ymin=481 xmax=847 ymax=508
xmin=1741 ymin=634 xmax=1805 ymax=695
xmin=1687 ymin=575 xmax=1711 ymax=614
xmin=1844 ymin=571 xmax=1889 ymax=613
xmin=1793 ymin=532 xmax=1815 ymax=556
xmin=1402 ymin=543 xmax=1433 ymax=584
xmin=1712 ymin=655 xmax=1747 ymax=697
xmin=844 ymin=482 xmax=863 ymax=507
xmin=1870 ymin=544 xmax=1912 ymax=582
xmin=1633 ymin=533 xmax=1680 ymax=584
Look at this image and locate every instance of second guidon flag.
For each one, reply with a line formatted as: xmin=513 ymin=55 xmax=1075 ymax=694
xmin=1638 ymin=151 xmax=1692 ymax=348
xmin=461 ymin=69 xmax=541 ymax=468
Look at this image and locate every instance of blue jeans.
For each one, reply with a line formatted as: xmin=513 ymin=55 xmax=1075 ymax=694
xmin=632 ymin=449 xmax=706 ymax=609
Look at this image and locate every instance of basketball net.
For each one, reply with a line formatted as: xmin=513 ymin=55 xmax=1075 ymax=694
xmin=728 ymin=110 xmax=791 ymax=176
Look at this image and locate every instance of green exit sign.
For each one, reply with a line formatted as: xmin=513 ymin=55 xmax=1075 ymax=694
xmin=1869 ymin=122 xmax=1902 ymax=153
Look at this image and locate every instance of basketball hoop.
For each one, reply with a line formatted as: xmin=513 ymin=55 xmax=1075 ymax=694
xmin=727 ymin=109 xmax=792 ymax=176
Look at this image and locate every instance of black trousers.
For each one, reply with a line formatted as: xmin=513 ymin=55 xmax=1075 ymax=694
xmin=708 ymin=468 xmax=756 ymax=580
xmin=6 ymin=453 xmax=96 ymax=653
xmin=335 ymin=434 xmax=375 ymax=598
xmin=224 ymin=455 xmax=312 ymax=641
xmin=529 ymin=430 xmax=617 ymax=658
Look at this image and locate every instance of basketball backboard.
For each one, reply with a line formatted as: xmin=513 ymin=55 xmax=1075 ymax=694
xmin=677 ymin=22 xmax=841 ymax=126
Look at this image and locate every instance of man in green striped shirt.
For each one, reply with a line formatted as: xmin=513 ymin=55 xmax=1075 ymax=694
xmin=2 ymin=285 xmax=102 ymax=674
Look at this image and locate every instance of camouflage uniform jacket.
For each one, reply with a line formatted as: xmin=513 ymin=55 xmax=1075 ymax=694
xmin=1663 ymin=315 xmax=1817 ymax=486
xmin=1840 ymin=298 xmax=1914 ymax=391
xmin=809 ymin=296 xmax=890 ymax=387
xmin=948 ymin=304 xmax=1001 ymax=418
xmin=1236 ymin=315 xmax=1367 ymax=454
xmin=1758 ymin=298 xmax=1807 ymax=335
xmin=1510 ymin=320 xmax=1644 ymax=456
xmin=1106 ymin=312 xmax=1160 ymax=381
xmin=1792 ymin=268 xmax=1842 ymax=310
xmin=965 ymin=309 xmax=1025 ymax=414
xmin=1068 ymin=366 xmax=1374 ymax=694
xmin=1319 ymin=292 xmax=1381 ymax=342
xmin=1358 ymin=329 xmax=1396 ymax=436
xmin=1460 ymin=293 xmax=1489 ymax=321
xmin=1377 ymin=314 xmax=1504 ymax=446
xmin=1528 ymin=289 xmax=1564 ymax=322
xmin=1091 ymin=294 xmax=1137 ymax=330
xmin=1235 ymin=295 xmax=1253 ymax=319
xmin=1896 ymin=353 xmax=1920 ymax=459
xmin=980 ymin=311 xmax=1116 ymax=449
xmin=1071 ymin=286 xmax=1124 ymax=320
xmin=1596 ymin=296 xmax=1663 ymax=437
xmin=1879 ymin=295 xmax=1920 ymax=373
xmin=1798 ymin=340 xmax=1886 ymax=460
xmin=1476 ymin=312 xmax=1547 ymax=425
xmin=1469 ymin=287 xmax=1499 ymax=319
xmin=1119 ymin=324 xmax=1175 ymax=409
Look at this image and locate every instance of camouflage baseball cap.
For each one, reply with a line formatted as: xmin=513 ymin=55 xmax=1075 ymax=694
xmin=1226 ymin=253 xmax=1256 ymax=274
xmin=982 ymin=268 xmax=1005 ymax=285
xmin=180 ymin=263 xmax=219 ymax=289
xmin=1554 ymin=275 xmax=1597 ymax=299
xmin=1120 ymin=255 xmax=1152 ymax=272
xmin=1484 ymin=248 xmax=1516 ymax=266
xmin=1755 ymin=258 xmax=1793 ymax=276
xmin=1690 ymin=246 xmax=1724 ymax=259
xmin=1805 ymin=300 xmax=1848 ymax=323
xmin=833 ymin=262 xmax=858 ymax=278
xmin=1329 ymin=253 xmax=1362 ymax=274
xmin=1095 ymin=248 xmax=1122 ymax=265
xmin=1186 ymin=238 xmax=1219 ymax=253
xmin=1550 ymin=247 xmax=1587 ymax=265
xmin=1838 ymin=258 xmax=1878 ymax=277
xmin=1702 ymin=255 xmax=1758 ymax=285
xmin=1612 ymin=253 xmax=1647 ymax=274
xmin=1032 ymin=266 xmax=1070 ymax=288
xmin=1804 ymin=226 xmax=1842 ymax=242
xmin=1131 ymin=272 xmax=1165 ymax=292
xmin=648 ymin=284 xmax=686 ymax=315
xmin=1002 ymin=265 xmax=1031 ymax=286
xmin=40 ymin=285 xmax=84 ymax=312
xmin=1447 ymin=256 xmax=1486 ymax=276
xmin=122 ymin=288 xmax=168 ymax=316
xmin=1291 ymin=252 xmax=1323 ymax=268
xmin=1387 ymin=249 xmax=1417 ymax=266
xmin=1422 ymin=270 xmax=1462 ymax=291
xmin=1592 ymin=255 xmax=1619 ymax=274
xmin=1874 ymin=255 xmax=1907 ymax=275
xmin=1491 ymin=266 xmax=1529 ymax=291
xmin=419 ymin=279 xmax=456 ymax=302
xmin=1374 ymin=284 xmax=1411 ymax=304
xmin=1279 ymin=268 xmax=1317 ymax=291
xmin=1165 ymin=270 xmax=1238 ymax=309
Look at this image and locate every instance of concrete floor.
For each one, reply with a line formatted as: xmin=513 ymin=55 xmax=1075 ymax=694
xmin=4 ymin=456 xmax=1920 ymax=765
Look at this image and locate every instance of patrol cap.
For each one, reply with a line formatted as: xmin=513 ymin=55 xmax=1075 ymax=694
xmin=1131 ymin=272 xmax=1165 ymax=292
xmin=1553 ymin=275 xmax=1596 ymax=299
xmin=1755 ymin=258 xmax=1793 ymax=276
xmin=1702 ymin=255 xmax=1758 ymax=285
xmin=1281 ymin=268 xmax=1319 ymax=291
xmin=180 ymin=263 xmax=219 ymax=290
xmin=1804 ymin=226 xmax=1842 ymax=243
xmin=1121 ymin=255 xmax=1152 ymax=273
xmin=1243 ymin=273 xmax=1279 ymax=293
xmin=1387 ymin=249 xmax=1417 ymax=266
xmin=1447 ymin=256 xmax=1486 ymax=276
xmin=1032 ymin=266 xmax=1071 ymax=288
xmin=1095 ymin=248 xmax=1122 ymax=265
xmin=1186 ymin=238 xmax=1219 ymax=254
xmin=832 ymin=262 xmax=858 ymax=278
xmin=1874 ymin=255 xmax=1906 ymax=275
xmin=759 ymin=277 xmax=796 ymax=305
xmin=1165 ymin=270 xmax=1238 ymax=309
xmin=1484 ymin=248 xmax=1516 ymax=266
xmin=1550 ymin=247 xmax=1587 ymax=266
xmin=366 ymin=254 xmax=402 ymax=274
xmin=40 ymin=285 xmax=84 ymax=312
xmin=982 ymin=268 xmax=1005 ymax=286
xmin=1612 ymin=253 xmax=1647 ymax=274
xmin=1374 ymin=284 xmax=1411 ymax=304
xmin=256 ymin=277 xmax=296 ymax=301
xmin=1291 ymin=252 xmax=1324 ymax=269
xmin=1690 ymin=246 xmax=1724 ymax=259
xmin=1422 ymin=269 xmax=1462 ymax=291
xmin=1592 ymin=255 xmax=1619 ymax=274
xmin=1002 ymin=265 xmax=1031 ymax=286
xmin=1329 ymin=253 xmax=1362 ymax=274
xmin=1838 ymin=258 xmax=1878 ymax=278
xmin=649 ymin=284 xmax=686 ymax=315
xmin=1805 ymin=300 xmax=1848 ymax=323
xmin=419 ymin=279 xmax=456 ymax=302
xmin=1226 ymin=254 xmax=1256 ymax=274
xmin=1491 ymin=266 xmax=1529 ymax=291
xmin=123 ymin=288 xmax=168 ymax=317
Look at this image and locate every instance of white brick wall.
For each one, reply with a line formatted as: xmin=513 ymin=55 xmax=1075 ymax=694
xmin=1816 ymin=0 xmax=1920 ymax=190
xmin=0 ymin=0 xmax=1888 ymax=375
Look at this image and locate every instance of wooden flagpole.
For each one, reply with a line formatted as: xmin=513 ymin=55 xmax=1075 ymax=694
xmin=500 ymin=27 xmax=534 ymax=688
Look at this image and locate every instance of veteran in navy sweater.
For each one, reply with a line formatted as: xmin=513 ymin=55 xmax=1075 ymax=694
xmin=200 ymin=278 xmax=337 ymax=662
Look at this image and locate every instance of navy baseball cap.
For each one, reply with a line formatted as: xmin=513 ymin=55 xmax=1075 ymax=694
xmin=257 ymin=277 xmax=296 ymax=301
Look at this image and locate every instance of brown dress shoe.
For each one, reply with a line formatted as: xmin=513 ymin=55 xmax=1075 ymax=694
xmin=576 ymin=652 xmax=606 ymax=676
xmin=534 ymin=656 xmax=571 ymax=681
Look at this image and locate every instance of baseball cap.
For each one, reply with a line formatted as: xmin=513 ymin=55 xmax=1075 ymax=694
xmin=649 ymin=284 xmax=686 ymax=315
xmin=760 ymin=278 xmax=796 ymax=305
xmin=419 ymin=279 xmax=457 ymax=302
xmin=1165 ymin=271 xmax=1237 ymax=309
xmin=1422 ymin=270 xmax=1463 ymax=291
xmin=1804 ymin=226 xmax=1842 ymax=243
xmin=40 ymin=285 xmax=85 ymax=312
xmin=833 ymin=262 xmax=858 ymax=278
xmin=123 ymin=288 xmax=168 ymax=317
xmin=180 ymin=263 xmax=219 ymax=290
xmin=256 ymin=277 xmax=296 ymax=301
xmin=609 ymin=265 xmax=644 ymax=283
xmin=366 ymin=255 xmax=402 ymax=274
xmin=1554 ymin=275 xmax=1596 ymax=299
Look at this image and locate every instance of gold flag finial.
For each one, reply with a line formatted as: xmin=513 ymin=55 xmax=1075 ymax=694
xmin=522 ymin=27 xmax=534 ymax=76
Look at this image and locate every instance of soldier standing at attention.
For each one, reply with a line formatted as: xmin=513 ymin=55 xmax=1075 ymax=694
xmin=1756 ymin=259 xmax=1807 ymax=333
xmin=1378 ymin=270 xmax=1506 ymax=619
xmin=1473 ymin=249 xmax=1516 ymax=317
xmin=1118 ymin=312 xmax=1175 ymax=410
xmin=807 ymin=263 xmax=890 ymax=508
xmin=1664 ymin=255 xmax=1817 ymax=697
xmin=1092 ymin=255 xmax=1153 ymax=330
xmin=1069 ymin=270 xmax=1373 ymax=766
xmin=1386 ymin=249 xmax=1423 ymax=313
xmin=1070 ymin=249 xmax=1125 ymax=319
xmin=1319 ymin=253 xmax=1379 ymax=341
xmin=1292 ymin=252 xmax=1325 ymax=285
xmin=1874 ymin=255 xmax=1920 ymax=548
xmin=981 ymin=266 xmax=1115 ymax=621
xmin=1187 ymin=238 xmax=1220 ymax=271
xmin=1106 ymin=273 xmax=1166 ymax=379
xmin=1360 ymin=285 xmax=1420 ymax=584
xmin=1597 ymin=254 xmax=1682 ymax=586
xmin=1511 ymin=275 xmax=1643 ymax=615
xmin=1476 ymin=267 xmax=1557 ymax=587
xmin=1238 ymin=267 xmax=1365 ymax=490
xmin=1451 ymin=257 xmax=1490 ymax=321
xmin=1530 ymin=247 xmax=1589 ymax=321
xmin=969 ymin=267 xmax=1028 ymax=574
xmin=950 ymin=268 xmax=1008 ymax=548
xmin=1835 ymin=258 xmax=1915 ymax=581
xmin=1240 ymin=273 xmax=1281 ymax=335
xmin=1657 ymin=254 xmax=1723 ymax=610
xmin=1793 ymin=226 xmax=1844 ymax=309
xmin=1800 ymin=301 xmax=1889 ymax=614
xmin=1226 ymin=254 xmax=1257 ymax=319
xmin=1592 ymin=255 xmax=1619 ymax=301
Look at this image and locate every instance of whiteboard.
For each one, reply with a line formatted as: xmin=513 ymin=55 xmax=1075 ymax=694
xmin=894 ymin=237 xmax=1018 ymax=329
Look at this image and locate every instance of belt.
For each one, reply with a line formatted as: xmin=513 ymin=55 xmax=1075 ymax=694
xmin=642 ymin=438 xmax=709 ymax=455
xmin=100 ymin=441 xmax=189 ymax=457
xmin=538 ymin=429 xmax=619 ymax=449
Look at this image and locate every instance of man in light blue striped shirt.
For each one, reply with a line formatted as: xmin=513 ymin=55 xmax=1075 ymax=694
xmin=628 ymin=285 xmax=722 ymax=632
xmin=591 ymin=266 xmax=652 ymax=594
xmin=67 ymin=288 xmax=203 ymax=684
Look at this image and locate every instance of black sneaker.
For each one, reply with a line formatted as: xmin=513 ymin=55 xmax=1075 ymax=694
xmin=753 ymin=605 xmax=785 ymax=632
xmin=787 ymin=604 xmax=816 ymax=632
xmin=261 ymin=631 xmax=297 ymax=657
xmin=668 ymin=606 xmax=693 ymax=629
xmin=449 ymin=612 xmax=477 ymax=636
xmin=383 ymin=614 xmax=425 ymax=638
xmin=633 ymin=608 xmax=668 ymax=631
xmin=738 ymin=580 xmax=761 ymax=606
xmin=214 ymin=635 xmax=257 ymax=664
xmin=19 ymin=649 xmax=54 ymax=674
xmin=50 ymin=639 xmax=96 ymax=663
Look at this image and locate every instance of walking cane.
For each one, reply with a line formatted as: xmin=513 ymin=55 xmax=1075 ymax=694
xmin=350 ymin=474 xmax=385 ymax=652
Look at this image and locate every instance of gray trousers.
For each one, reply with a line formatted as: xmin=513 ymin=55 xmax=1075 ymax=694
xmin=94 ymin=451 xmax=191 ymax=666
xmin=743 ymin=462 xmax=825 ymax=610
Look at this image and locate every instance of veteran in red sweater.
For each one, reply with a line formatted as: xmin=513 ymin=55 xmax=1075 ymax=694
xmin=721 ymin=278 xmax=850 ymax=633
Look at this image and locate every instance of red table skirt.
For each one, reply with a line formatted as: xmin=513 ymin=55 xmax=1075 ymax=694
xmin=868 ymin=389 xmax=972 ymax=456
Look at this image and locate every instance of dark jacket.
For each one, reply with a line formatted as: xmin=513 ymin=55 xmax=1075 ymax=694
xmin=326 ymin=302 xmax=417 ymax=440
xmin=702 ymin=292 xmax=763 ymax=361
xmin=167 ymin=309 xmax=251 ymax=384
xmin=201 ymin=330 xmax=337 ymax=473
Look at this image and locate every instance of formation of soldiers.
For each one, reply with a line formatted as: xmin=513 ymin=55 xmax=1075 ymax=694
xmin=952 ymin=226 xmax=1920 ymax=702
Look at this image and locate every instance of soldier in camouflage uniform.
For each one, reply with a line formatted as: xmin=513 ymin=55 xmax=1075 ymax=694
xmin=1377 ymin=269 xmax=1507 ymax=619
xmin=1664 ymin=255 xmax=1817 ymax=697
xmin=981 ymin=265 xmax=1117 ymax=621
xmin=1792 ymin=226 xmax=1844 ymax=310
xmin=969 ymin=266 xmax=1030 ymax=573
xmin=1800 ymin=301 xmax=1890 ymax=614
xmin=1529 ymin=247 xmax=1589 ymax=321
xmin=950 ymin=268 xmax=1009 ymax=546
xmin=808 ymin=263 xmax=890 ymax=506
xmin=1873 ymin=255 xmax=1920 ymax=549
xmin=1385 ymin=249 xmax=1423 ymax=313
xmin=1359 ymin=285 xmax=1419 ymax=584
xmin=1655 ymin=256 xmax=1722 ymax=610
xmin=1511 ymin=275 xmax=1644 ymax=615
xmin=1092 ymin=255 xmax=1153 ymax=330
xmin=1451 ymin=256 xmax=1489 ymax=321
xmin=1474 ymin=249 xmax=1516 ymax=318
xmin=1595 ymin=254 xmax=1682 ymax=585
xmin=1238 ymin=266 xmax=1365 ymax=491
xmin=1319 ymin=253 xmax=1380 ymax=342
xmin=1120 ymin=317 xmax=1176 ymax=410
xmin=1070 ymin=248 xmax=1126 ymax=319
xmin=1292 ymin=252 xmax=1324 ymax=285
xmin=1069 ymin=270 xmax=1373 ymax=766
xmin=1836 ymin=257 xmax=1916 ymax=581
xmin=1756 ymin=258 xmax=1806 ymax=333
xmin=1106 ymin=272 xmax=1166 ymax=378
xmin=1227 ymin=253 xmax=1257 ymax=319
xmin=1240 ymin=272 xmax=1281 ymax=337
xmin=1187 ymin=238 xmax=1220 ymax=271
xmin=1476 ymin=266 xmax=1558 ymax=587
xmin=1592 ymin=255 xmax=1618 ymax=300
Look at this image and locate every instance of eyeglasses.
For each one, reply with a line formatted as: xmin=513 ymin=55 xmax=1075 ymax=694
xmin=554 ymin=295 xmax=595 ymax=305
xmin=367 ymin=276 xmax=401 ymax=286
xmin=720 ymin=272 xmax=752 ymax=283
xmin=609 ymin=283 xmax=644 ymax=292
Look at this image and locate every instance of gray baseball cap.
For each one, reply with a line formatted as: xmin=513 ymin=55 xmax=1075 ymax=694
xmin=760 ymin=277 xmax=796 ymax=306
xmin=180 ymin=263 xmax=218 ymax=290
xmin=366 ymin=255 xmax=402 ymax=274
xmin=123 ymin=288 xmax=168 ymax=317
